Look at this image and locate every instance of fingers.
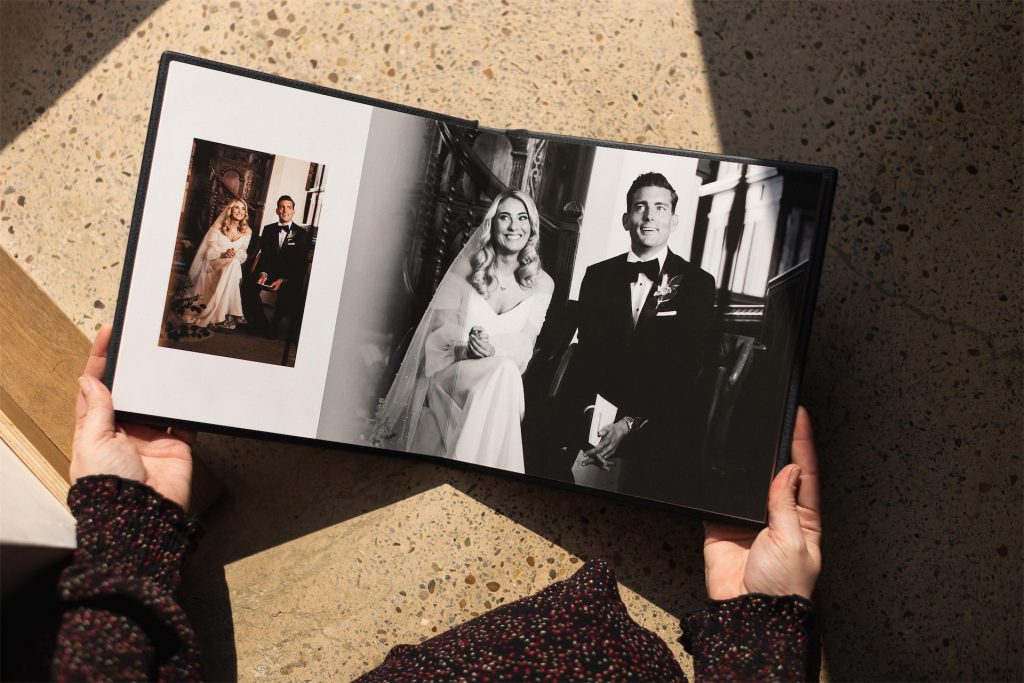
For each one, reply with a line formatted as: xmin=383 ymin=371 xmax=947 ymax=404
xmin=766 ymin=463 xmax=804 ymax=540
xmin=83 ymin=325 xmax=112 ymax=380
xmin=75 ymin=377 xmax=88 ymax=427
xmin=467 ymin=337 xmax=485 ymax=358
xmin=587 ymin=433 xmax=620 ymax=461
xmin=791 ymin=406 xmax=820 ymax=514
xmin=167 ymin=426 xmax=198 ymax=448
xmin=581 ymin=452 xmax=611 ymax=470
xmin=467 ymin=336 xmax=493 ymax=358
xmin=469 ymin=328 xmax=489 ymax=347
xmin=582 ymin=442 xmax=609 ymax=459
xmin=76 ymin=375 xmax=116 ymax=446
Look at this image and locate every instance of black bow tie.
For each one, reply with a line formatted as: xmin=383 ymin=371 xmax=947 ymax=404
xmin=627 ymin=259 xmax=660 ymax=282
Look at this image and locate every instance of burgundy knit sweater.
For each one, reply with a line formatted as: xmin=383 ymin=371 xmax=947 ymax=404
xmin=25 ymin=476 xmax=814 ymax=681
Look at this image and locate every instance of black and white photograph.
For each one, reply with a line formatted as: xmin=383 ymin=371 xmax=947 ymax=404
xmin=316 ymin=109 xmax=595 ymax=465
xmin=523 ymin=153 xmax=829 ymax=520
xmin=317 ymin=109 xmax=830 ymax=520
xmin=158 ymin=138 xmax=326 ymax=367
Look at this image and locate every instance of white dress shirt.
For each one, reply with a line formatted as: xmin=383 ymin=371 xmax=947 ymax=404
xmin=277 ymin=223 xmax=292 ymax=249
xmin=626 ymin=247 xmax=667 ymax=326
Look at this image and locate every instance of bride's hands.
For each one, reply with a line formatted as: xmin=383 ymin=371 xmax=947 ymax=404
xmin=467 ymin=326 xmax=495 ymax=359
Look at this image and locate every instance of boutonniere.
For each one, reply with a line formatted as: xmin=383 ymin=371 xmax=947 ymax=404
xmin=653 ymin=274 xmax=683 ymax=308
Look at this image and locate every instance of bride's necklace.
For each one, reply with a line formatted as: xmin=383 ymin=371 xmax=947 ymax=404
xmin=495 ymin=262 xmax=518 ymax=292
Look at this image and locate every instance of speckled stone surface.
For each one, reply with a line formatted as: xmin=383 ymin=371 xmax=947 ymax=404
xmin=2 ymin=1 xmax=1020 ymax=680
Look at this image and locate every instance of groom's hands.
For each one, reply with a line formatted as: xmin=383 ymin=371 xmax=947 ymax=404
xmin=582 ymin=419 xmax=630 ymax=469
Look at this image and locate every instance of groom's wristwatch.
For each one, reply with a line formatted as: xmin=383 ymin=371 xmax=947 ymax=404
xmin=622 ymin=416 xmax=646 ymax=433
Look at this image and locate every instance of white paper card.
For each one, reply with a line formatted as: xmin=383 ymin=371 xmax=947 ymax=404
xmin=587 ymin=393 xmax=618 ymax=446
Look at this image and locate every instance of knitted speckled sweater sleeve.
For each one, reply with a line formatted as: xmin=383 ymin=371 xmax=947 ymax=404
xmin=51 ymin=475 xmax=203 ymax=682
xmin=682 ymin=594 xmax=815 ymax=681
xmin=357 ymin=559 xmax=816 ymax=682
xmin=357 ymin=558 xmax=687 ymax=682
xmin=41 ymin=476 xmax=813 ymax=682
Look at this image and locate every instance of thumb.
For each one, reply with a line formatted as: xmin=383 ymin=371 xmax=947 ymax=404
xmin=767 ymin=464 xmax=803 ymax=540
xmin=76 ymin=375 xmax=116 ymax=446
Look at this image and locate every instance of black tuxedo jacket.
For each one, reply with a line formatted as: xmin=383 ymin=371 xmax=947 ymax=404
xmin=247 ymin=223 xmax=310 ymax=282
xmin=567 ymin=249 xmax=716 ymax=454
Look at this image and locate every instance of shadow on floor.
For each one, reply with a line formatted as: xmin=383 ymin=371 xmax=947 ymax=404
xmin=690 ymin=3 xmax=1022 ymax=680
xmin=12 ymin=2 xmax=1017 ymax=680
xmin=0 ymin=0 xmax=164 ymax=151
xmin=179 ymin=434 xmax=710 ymax=680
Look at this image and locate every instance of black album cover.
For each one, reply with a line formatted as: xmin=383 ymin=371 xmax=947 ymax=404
xmin=107 ymin=52 xmax=835 ymax=525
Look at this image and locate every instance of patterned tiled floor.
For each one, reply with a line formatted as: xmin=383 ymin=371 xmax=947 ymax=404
xmin=2 ymin=1 xmax=1020 ymax=679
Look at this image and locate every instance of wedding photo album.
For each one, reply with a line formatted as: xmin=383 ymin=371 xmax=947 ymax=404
xmin=107 ymin=53 xmax=836 ymax=524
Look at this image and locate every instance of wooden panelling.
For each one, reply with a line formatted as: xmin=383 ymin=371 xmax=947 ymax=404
xmin=0 ymin=251 xmax=89 ymax=466
xmin=0 ymin=387 xmax=71 ymax=508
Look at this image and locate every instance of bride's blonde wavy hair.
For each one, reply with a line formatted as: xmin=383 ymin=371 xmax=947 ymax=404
xmin=213 ymin=199 xmax=252 ymax=236
xmin=467 ymin=190 xmax=542 ymax=298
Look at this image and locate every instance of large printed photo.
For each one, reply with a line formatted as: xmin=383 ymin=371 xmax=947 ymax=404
xmin=319 ymin=109 xmax=828 ymax=520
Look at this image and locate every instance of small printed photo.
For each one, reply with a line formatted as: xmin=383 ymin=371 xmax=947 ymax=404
xmin=158 ymin=138 xmax=327 ymax=367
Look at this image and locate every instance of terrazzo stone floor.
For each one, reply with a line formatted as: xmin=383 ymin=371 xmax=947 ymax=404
xmin=2 ymin=1 xmax=1020 ymax=680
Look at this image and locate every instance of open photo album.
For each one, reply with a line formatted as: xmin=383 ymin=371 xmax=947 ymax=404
xmin=107 ymin=52 xmax=836 ymax=525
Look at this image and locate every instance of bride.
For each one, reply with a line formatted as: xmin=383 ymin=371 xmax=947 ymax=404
xmin=371 ymin=190 xmax=554 ymax=474
xmin=182 ymin=199 xmax=252 ymax=331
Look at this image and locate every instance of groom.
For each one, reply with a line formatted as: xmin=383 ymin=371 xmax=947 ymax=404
xmin=561 ymin=172 xmax=715 ymax=503
xmin=241 ymin=195 xmax=310 ymax=338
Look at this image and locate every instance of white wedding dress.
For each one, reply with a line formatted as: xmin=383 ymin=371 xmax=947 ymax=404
xmin=183 ymin=227 xmax=250 ymax=328
xmin=370 ymin=215 xmax=553 ymax=475
xmin=410 ymin=284 xmax=552 ymax=473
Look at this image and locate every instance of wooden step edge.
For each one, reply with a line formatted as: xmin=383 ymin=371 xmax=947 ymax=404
xmin=0 ymin=387 xmax=71 ymax=511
